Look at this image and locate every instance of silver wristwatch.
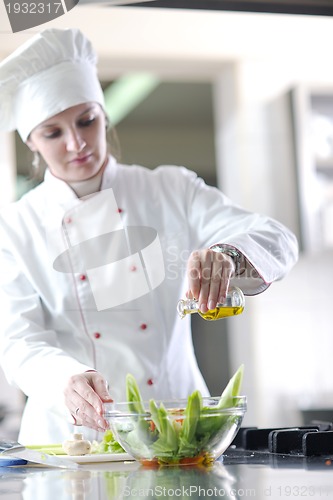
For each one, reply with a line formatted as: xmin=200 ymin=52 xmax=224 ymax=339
xmin=210 ymin=244 xmax=243 ymax=275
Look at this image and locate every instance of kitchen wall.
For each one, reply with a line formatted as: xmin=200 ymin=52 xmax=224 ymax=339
xmin=1 ymin=6 xmax=333 ymax=435
xmin=214 ymin=54 xmax=333 ymax=427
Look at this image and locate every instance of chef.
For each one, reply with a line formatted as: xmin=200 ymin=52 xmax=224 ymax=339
xmin=0 ymin=28 xmax=298 ymax=444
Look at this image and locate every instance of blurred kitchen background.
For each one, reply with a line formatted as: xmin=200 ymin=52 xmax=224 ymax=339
xmin=0 ymin=1 xmax=333 ymax=438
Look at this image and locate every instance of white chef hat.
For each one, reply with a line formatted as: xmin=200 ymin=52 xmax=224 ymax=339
xmin=0 ymin=28 xmax=105 ymax=142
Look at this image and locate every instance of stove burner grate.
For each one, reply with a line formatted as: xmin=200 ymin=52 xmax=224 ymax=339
xmin=232 ymin=421 xmax=333 ymax=457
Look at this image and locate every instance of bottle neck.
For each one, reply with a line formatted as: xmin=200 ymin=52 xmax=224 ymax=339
xmin=177 ymin=298 xmax=199 ymax=318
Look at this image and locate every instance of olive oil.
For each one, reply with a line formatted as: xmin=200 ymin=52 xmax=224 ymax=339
xmin=177 ymin=286 xmax=245 ymax=321
xmin=183 ymin=305 xmax=244 ymax=320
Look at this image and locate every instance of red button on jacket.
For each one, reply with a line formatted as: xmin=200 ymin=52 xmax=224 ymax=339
xmin=93 ymin=332 xmax=101 ymax=339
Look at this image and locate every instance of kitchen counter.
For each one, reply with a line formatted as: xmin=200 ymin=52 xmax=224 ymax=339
xmin=1 ymin=449 xmax=333 ymax=500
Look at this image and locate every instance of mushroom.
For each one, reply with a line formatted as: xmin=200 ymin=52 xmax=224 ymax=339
xmin=62 ymin=433 xmax=92 ymax=456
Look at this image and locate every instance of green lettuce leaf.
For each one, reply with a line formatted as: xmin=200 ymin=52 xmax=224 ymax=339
xmin=96 ymin=429 xmax=125 ymax=454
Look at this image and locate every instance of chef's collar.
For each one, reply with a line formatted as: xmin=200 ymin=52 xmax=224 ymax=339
xmin=43 ymin=155 xmax=118 ymax=208
xmin=68 ymin=170 xmax=104 ymax=199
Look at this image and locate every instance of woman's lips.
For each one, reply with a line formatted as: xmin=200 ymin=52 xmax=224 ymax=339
xmin=71 ymin=153 xmax=92 ymax=164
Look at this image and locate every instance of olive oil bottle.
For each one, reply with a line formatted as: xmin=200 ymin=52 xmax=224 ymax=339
xmin=177 ymin=286 xmax=245 ymax=321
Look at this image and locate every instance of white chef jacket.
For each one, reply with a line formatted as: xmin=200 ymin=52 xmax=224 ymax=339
xmin=0 ymin=156 xmax=298 ymax=444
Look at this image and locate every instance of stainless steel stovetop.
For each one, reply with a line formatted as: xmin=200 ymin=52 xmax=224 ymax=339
xmin=1 ymin=424 xmax=333 ymax=500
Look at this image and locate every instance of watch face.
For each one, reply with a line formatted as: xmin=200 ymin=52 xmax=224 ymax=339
xmin=211 ymin=244 xmax=239 ymax=258
xmin=210 ymin=245 xmax=242 ymax=275
xmin=228 ymin=250 xmax=241 ymax=259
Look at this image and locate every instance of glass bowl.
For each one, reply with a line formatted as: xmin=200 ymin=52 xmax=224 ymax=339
xmin=104 ymin=396 xmax=246 ymax=466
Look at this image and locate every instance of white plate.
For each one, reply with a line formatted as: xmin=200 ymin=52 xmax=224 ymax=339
xmin=58 ymin=452 xmax=133 ymax=464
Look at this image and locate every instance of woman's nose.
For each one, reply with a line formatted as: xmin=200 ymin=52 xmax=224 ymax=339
xmin=66 ymin=129 xmax=86 ymax=152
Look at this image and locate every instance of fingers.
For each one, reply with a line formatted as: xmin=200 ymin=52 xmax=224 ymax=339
xmin=187 ymin=250 xmax=201 ymax=301
xmin=64 ymin=372 xmax=112 ymax=432
xmin=89 ymin=371 xmax=113 ymax=404
xmin=187 ymin=249 xmax=235 ymax=312
xmin=196 ymin=250 xmax=213 ymax=313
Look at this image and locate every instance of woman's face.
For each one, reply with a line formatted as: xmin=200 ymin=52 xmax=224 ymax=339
xmin=27 ymin=103 xmax=108 ymax=182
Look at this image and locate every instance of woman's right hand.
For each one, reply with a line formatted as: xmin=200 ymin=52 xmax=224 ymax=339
xmin=186 ymin=248 xmax=235 ymax=312
xmin=64 ymin=370 xmax=113 ymax=432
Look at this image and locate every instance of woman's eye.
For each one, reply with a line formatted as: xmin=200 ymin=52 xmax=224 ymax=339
xmin=44 ymin=130 xmax=61 ymax=139
xmin=79 ymin=117 xmax=95 ymax=127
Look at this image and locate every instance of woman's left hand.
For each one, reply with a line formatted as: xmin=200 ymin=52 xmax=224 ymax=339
xmin=186 ymin=248 xmax=235 ymax=313
xmin=64 ymin=370 xmax=113 ymax=432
